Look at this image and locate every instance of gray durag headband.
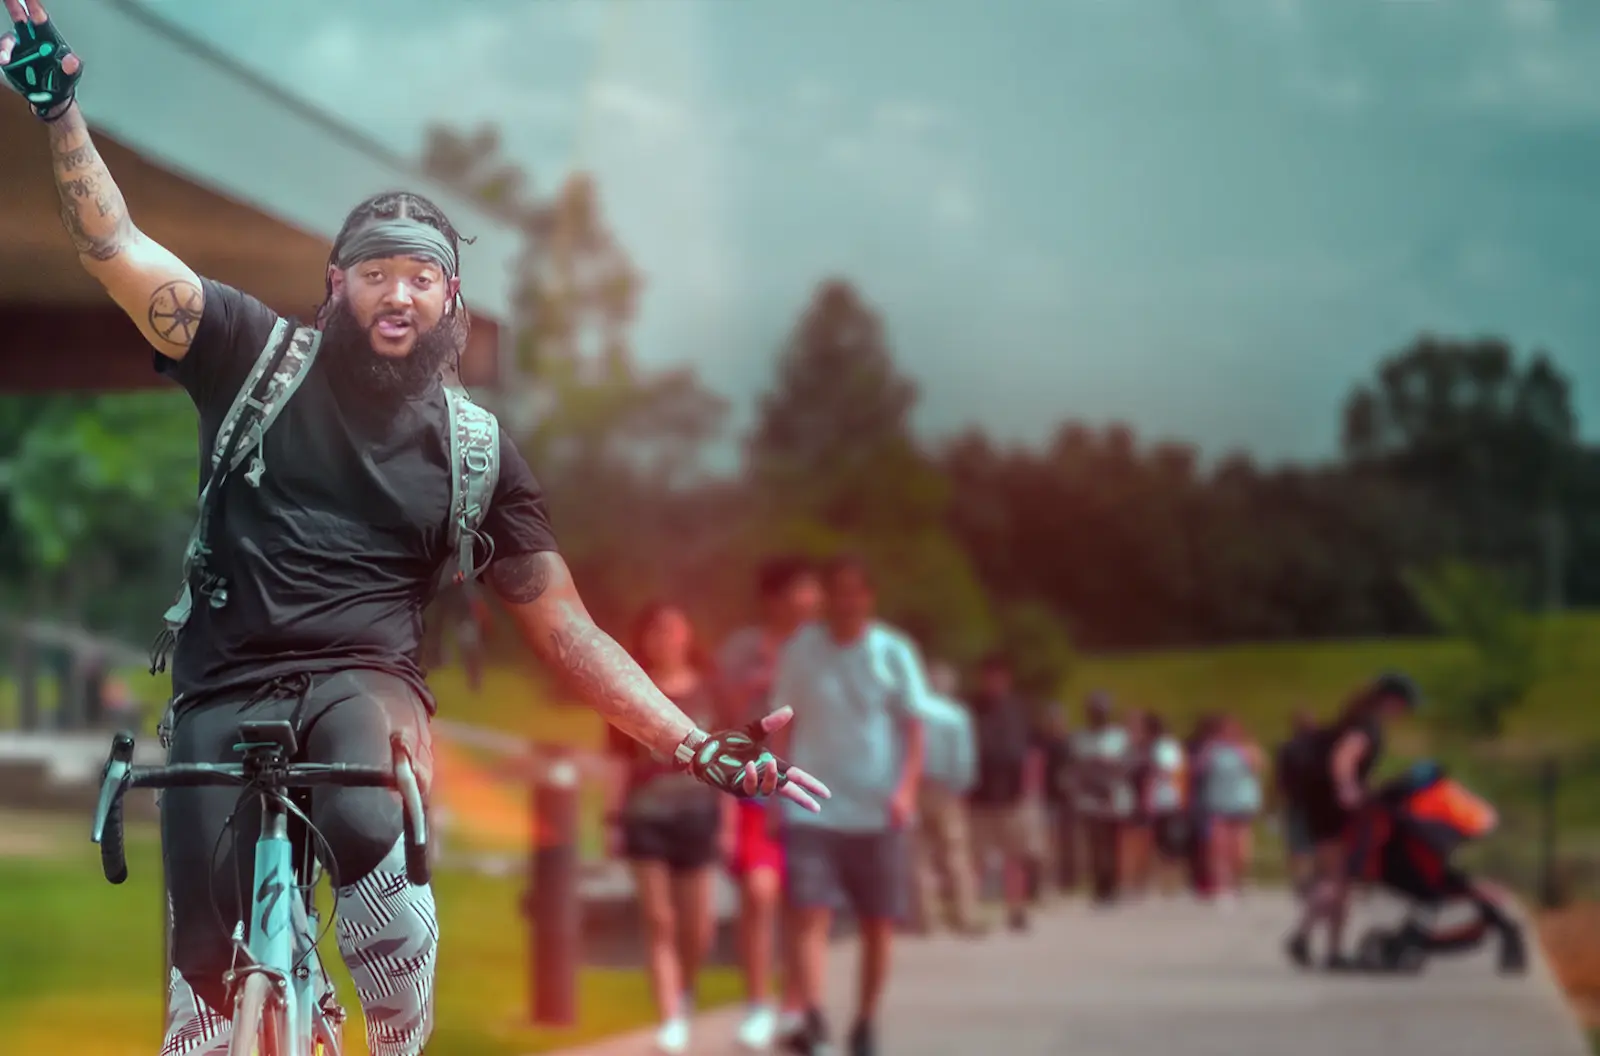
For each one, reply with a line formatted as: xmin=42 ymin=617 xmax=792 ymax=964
xmin=335 ymin=218 xmax=458 ymax=275
xmin=334 ymin=218 xmax=464 ymax=312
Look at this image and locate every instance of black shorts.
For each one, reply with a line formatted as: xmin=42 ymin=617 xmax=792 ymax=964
xmin=620 ymin=809 xmax=721 ymax=873
xmin=1301 ymin=787 xmax=1352 ymax=845
xmin=1153 ymin=813 xmax=1188 ymax=858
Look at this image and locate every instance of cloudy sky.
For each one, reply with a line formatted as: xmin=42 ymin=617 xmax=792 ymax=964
xmin=136 ymin=0 xmax=1599 ymax=462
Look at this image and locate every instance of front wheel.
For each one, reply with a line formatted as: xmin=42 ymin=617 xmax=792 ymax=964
xmin=228 ymin=973 xmax=287 ymax=1056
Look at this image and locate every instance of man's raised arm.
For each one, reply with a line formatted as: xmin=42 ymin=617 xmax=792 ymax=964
xmin=2 ymin=2 xmax=205 ymax=360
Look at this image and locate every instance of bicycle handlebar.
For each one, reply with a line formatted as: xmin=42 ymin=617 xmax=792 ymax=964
xmin=90 ymin=731 xmax=430 ymax=887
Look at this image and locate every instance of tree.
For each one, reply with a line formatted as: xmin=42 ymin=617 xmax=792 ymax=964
xmin=746 ymin=279 xmax=994 ymax=662
xmin=1403 ymin=560 xmax=1541 ymax=739
xmin=0 ymin=390 xmax=198 ymax=639
xmin=421 ymin=124 xmax=730 ymax=637
xmin=1342 ymin=335 xmax=1582 ymax=599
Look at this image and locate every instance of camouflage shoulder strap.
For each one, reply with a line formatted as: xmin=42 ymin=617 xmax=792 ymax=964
xmin=150 ymin=321 xmax=323 ymax=673
xmin=440 ymin=383 xmax=502 ymax=590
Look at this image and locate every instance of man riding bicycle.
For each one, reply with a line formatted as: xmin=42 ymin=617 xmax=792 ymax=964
xmin=0 ymin=5 xmax=828 ymax=1054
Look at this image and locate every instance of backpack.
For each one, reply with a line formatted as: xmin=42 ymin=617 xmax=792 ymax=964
xmin=149 ymin=319 xmax=502 ymax=675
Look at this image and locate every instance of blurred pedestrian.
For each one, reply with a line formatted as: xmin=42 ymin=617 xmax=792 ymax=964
xmin=1034 ymin=703 xmax=1080 ymax=894
xmin=965 ymin=653 xmax=1043 ymax=931
xmin=1199 ymin=714 xmax=1265 ymax=904
xmin=1119 ymin=708 xmax=1155 ymax=899
xmin=1185 ymin=715 xmax=1221 ymax=898
xmin=1071 ymin=692 xmax=1132 ymax=904
xmin=1141 ymin=713 xmax=1189 ymax=897
xmin=909 ymin=661 xmax=983 ymax=935
xmin=1272 ymin=707 xmax=1321 ymax=898
xmin=602 ymin=603 xmax=728 ymax=1055
xmin=718 ymin=556 xmax=822 ymax=1049
xmin=1286 ymin=673 xmax=1420 ymax=970
xmin=772 ymin=555 xmax=926 ymax=1056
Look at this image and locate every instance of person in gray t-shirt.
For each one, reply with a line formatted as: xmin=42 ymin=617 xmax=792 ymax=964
xmin=771 ymin=555 xmax=925 ymax=1056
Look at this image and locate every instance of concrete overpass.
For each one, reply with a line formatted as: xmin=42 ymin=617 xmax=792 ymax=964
xmin=0 ymin=0 xmax=523 ymax=394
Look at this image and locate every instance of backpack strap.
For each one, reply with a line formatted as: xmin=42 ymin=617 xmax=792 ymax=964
xmin=440 ymin=384 xmax=502 ymax=591
xmin=149 ymin=322 xmax=323 ymax=674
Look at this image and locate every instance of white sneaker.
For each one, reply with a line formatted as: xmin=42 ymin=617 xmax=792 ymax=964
xmin=655 ymin=1016 xmax=690 ymax=1054
xmin=737 ymin=1004 xmax=778 ymax=1050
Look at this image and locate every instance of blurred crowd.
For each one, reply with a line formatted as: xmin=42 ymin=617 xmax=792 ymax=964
xmin=595 ymin=551 xmax=1286 ymax=1056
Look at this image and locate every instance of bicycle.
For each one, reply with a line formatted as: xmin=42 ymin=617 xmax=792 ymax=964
xmin=90 ymin=718 xmax=431 ymax=1056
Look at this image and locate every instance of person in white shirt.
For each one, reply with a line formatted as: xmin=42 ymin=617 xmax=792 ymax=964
xmin=1140 ymin=712 xmax=1189 ymax=897
xmin=772 ymin=555 xmax=926 ymax=1056
xmin=1071 ymin=692 xmax=1132 ymax=904
xmin=908 ymin=661 xmax=982 ymax=935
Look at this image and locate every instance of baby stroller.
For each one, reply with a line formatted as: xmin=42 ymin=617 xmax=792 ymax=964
xmin=1348 ymin=762 xmax=1527 ymax=975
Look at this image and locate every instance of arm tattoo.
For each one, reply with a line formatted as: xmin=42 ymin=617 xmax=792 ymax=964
xmin=146 ymin=280 xmax=205 ymax=349
xmin=540 ymin=616 xmax=696 ymax=758
xmin=46 ymin=112 xmax=131 ymax=263
xmin=486 ymin=552 xmax=554 ymax=605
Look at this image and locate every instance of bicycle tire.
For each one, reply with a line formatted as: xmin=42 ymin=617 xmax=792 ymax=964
xmin=228 ymin=973 xmax=287 ymax=1056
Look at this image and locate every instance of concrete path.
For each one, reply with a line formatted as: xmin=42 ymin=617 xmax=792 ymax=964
xmin=543 ymin=892 xmax=1591 ymax=1056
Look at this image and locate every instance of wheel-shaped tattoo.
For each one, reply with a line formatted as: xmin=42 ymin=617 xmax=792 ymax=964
xmin=147 ymin=281 xmax=204 ymax=345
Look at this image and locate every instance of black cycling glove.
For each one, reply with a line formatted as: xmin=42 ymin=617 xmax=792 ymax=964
xmin=3 ymin=14 xmax=82 ymax=121
xmin=681 ymin=722 xmax=790 ymax=799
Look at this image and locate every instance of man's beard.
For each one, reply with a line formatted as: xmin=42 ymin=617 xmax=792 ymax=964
xmin=320 ymin=297 xmax=466 ymax=401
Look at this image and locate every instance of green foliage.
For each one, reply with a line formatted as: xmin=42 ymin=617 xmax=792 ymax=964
xmin=743 ymin=279 xmax=994 ymax=660
xmin=0 ymin=391 xmax=197 ymax=636
xmin=422 ymin=124 xmax=729 ymax=637
xmin=993 ymin=599 xmax=1077 ymax=702
xmin=1404 ymin=560 xmax=1541 ymax=738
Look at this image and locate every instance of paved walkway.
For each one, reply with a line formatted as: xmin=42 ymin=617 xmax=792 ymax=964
xmin=545 ymin=892 xmax=1590 ymax=1056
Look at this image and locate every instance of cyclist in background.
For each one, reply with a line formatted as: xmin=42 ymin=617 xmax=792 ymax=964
xmin=0 ymin=9 xmax=828 ymax=1055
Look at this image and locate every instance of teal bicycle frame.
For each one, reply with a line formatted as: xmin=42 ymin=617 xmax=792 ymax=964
xmin=92 ymin=720 xmax=429 ymax=1056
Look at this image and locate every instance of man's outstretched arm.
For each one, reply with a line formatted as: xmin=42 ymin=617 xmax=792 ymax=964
xmin=487 ymin=551 xmax=830 ymax=811
xmin=2 ymin=3 xmax=205 ymax=360
xmin=487 ymin=551 xmax=698 ymax=758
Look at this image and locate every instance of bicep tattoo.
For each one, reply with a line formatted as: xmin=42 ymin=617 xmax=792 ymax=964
xmin=487 ymin=551 xmax=555 ymax=605
xmin=146 ymin=280 xmax=205 ymax=351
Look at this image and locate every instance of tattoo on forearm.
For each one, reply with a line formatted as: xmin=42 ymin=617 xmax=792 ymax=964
xmin=47 ymin=115 xmax=130 ymax=263
xmin=487 ymin=553 xmax=554 ymax=605
xmin=146 ymin=280 xmax=205 ymax=349
xmin=541 ymin=617 xmax=693 ymax=756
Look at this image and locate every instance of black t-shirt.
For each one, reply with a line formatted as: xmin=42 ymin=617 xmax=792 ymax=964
xmin=1307 ymin=716 xmax=1384 ymax=799
xmin=1274 ymin=731 xmax=1319 ymax=802
xmin=968 ymin=692 xmax=1034 ymax=807
xmin=1035 ymin=728 xmax=1073 ymax=805
xmin=155 ymin=279 xmax=559 ymax=711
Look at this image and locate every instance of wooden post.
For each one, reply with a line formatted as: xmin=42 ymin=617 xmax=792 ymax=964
xmin=1538 ymin=757 xmax=1561 ymax=909
xmin=527 ymin=747 xmax=581 ymax=1027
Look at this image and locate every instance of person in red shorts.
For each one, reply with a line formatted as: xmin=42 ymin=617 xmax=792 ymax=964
xmin=718 ymin=556 xmax=823 ymax=1048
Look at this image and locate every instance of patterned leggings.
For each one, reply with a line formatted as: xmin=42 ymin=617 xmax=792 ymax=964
xmin=159 ymin=836 xmax=438 ymax=1056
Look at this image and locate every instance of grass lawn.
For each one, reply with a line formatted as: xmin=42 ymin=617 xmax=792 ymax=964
xmin=0 ymin=815 xmax=740 ymax=1056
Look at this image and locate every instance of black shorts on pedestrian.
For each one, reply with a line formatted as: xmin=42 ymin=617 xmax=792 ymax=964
xmin=1153 ymin=812 xmax=1188 ymax=858
xmin=619 ymin=808 xmax=721 ymax=873
xmin=1302 ymin=785 xmax=1352 ymax=845
xmin=783 ymin=825 xmax=908 ymax=922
